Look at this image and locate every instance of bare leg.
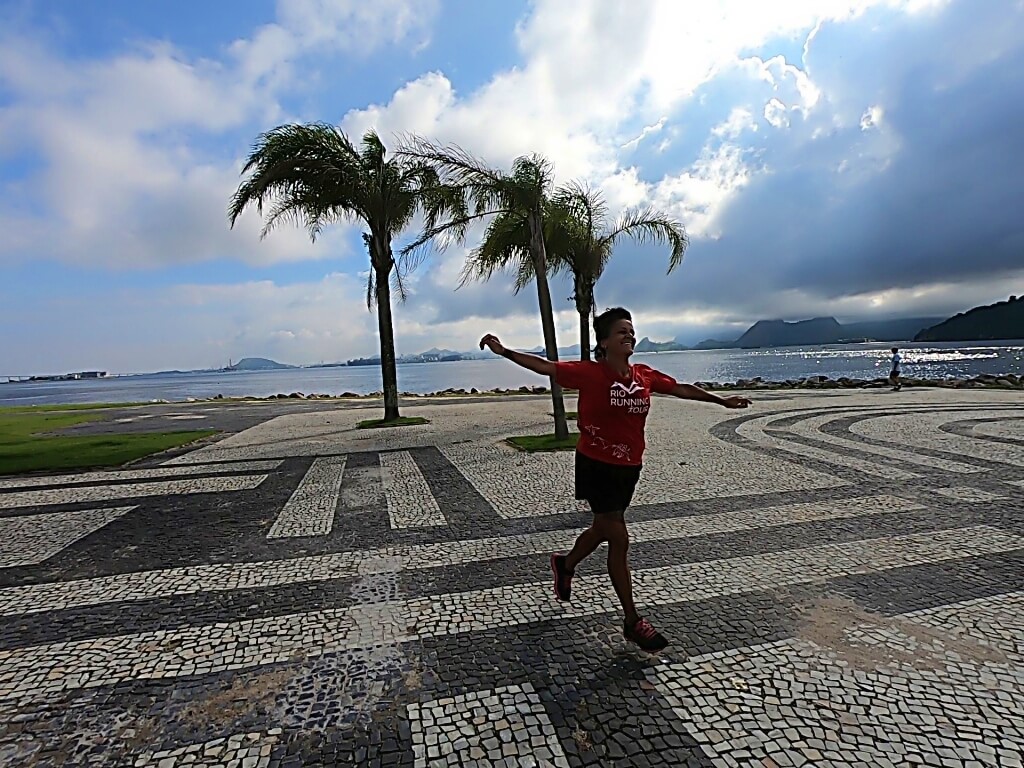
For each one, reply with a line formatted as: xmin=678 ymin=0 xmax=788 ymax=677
xmin=597 ymin=511 xmax=638 ymax=623
xmin=564 ymin=521 xmax=606 ymax=573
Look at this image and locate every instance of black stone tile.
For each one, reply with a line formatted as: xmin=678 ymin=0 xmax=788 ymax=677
xmin=939 ymin=415 xmax=1024 ymax=447
xmin=829 ymin=550 xmax=1024 ymax=615
xmin=402 ymin=505 xmax=1012 ymax=598
xmin=821 ymin=410 xmax=1024 ymax=472
xmin=0 ymin=576 xmax=359 ymax=650
xmin=407 ymin=446 xmax=505 ymax=534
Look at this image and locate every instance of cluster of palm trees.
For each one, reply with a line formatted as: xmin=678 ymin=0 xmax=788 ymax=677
xmin=229 ymin=124 xmax=688 ymax=438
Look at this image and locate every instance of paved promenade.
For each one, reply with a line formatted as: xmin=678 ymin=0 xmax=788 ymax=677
xmin=1 ymin=390 xmax=1022 ymax=767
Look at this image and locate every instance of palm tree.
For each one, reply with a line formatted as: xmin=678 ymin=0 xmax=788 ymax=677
xmin=462 ymin=183 xmax=688 ymax=362
xmin=550 ymin=183 xmax=688 ymax=360
xmin=399 ymin=137 xmax=571 ymax=440
xmin=228 ymin=124 xmax=439 ymax=422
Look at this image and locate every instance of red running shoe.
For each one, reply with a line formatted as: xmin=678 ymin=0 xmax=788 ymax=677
xmin=550 ymin=553 xmax=573 ymax=601
xmin=624 ymin=617 xmax=669 ymax=652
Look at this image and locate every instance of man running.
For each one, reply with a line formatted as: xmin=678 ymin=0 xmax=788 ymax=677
xmin=889 ymin=347 xmax=902 ymax=391
xmin=480 ymin=307 xmax=751 ymax=652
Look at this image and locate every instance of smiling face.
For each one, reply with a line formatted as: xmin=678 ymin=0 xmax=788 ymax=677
xmin=602 ymin=318 xmax=636 ymax=360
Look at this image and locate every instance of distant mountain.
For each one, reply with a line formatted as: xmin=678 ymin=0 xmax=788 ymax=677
xmin=693 ymin=339 xmax=735 ymax=350
xmin=841 ymin=317 xmax=943 ymax=341
xmin=734 ymin=317 xmax=843 ymax=348
xmin=526 ymin=344 xmax=583 ymax=358
xmin=229 ymin=357 xmax=295 ymax=370
xmin=694 ymin=316 xmax=940 ymax=349
xmin=915 ymin=295 xmax=1024 ymax=341
xmin=634 ymin=336 xmax=688 ymax=353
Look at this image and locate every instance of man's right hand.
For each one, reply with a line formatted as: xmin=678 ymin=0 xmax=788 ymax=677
xmin=479 ymin=334 xmax=506 ymax=356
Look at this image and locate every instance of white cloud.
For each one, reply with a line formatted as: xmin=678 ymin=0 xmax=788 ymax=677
xmin=622 ymin=118 xmax=668 ymax=150
xmin=651 ymin=143 xmax=756 ymax=239
xmin=713 ymin=108 xmax=758 ymax=138
xmin=764 ymin=98 xmax=791 ymax=128
xmin=3 ymin=0 xmax=1019 ymax=374
xmin=0 ymin=0 xmax=438 ymax=269
xmin=276 ymin=0 xmax=438 ymax=53
xmin=860 ymin=104 xmax=885 ymax=130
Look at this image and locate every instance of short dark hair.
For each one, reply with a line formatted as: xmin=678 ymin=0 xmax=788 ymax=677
xmin=891 ymin=347 xmax=899 ymax=353
xmin=594 ymin=307 xmax=632 ymax=359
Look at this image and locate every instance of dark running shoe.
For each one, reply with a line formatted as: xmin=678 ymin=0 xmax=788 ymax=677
xmin=624 ymin=617 xmax=669 ymax=652
xmin=551 ymin=553 xmax=573 ymax=601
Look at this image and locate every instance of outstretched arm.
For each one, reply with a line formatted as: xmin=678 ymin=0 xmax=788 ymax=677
xmin=479 ymin=333 xmax=556 ymax=377
xmin=670 ymin=382 xmax=751 ymax=409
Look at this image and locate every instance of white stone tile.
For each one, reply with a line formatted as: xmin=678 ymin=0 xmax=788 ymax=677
xmin=133 ymin=731 xmax=279 ymax=768
xmin=267 ymin=457 xmax=346 ymax=539
xmin=406 ymin=683 xmax=565 ymax=768
xmin=737 ymin=416 xmax=920 ymax=480
xmin=933 ymin=486 xmax=1008 ymax=503
xmin=648 ymin=592 xmax=1024 ymax=768
xmin=0 ymin=475 xmax=268 ymax=510
xmin=852 ymin=409 xmax=1024 ymax=465
xmin=974 ymin=419 xmax=1024 ymax=440
xmin=0 ymin=506 xmax=136 ymax=567
xmin=784 ymin=411 xmax=986 ymax=474
xmin=1 ymin=526 xmax=1018 ymax=701
xmin=0 ymin=494 xmax=921 ymax=616
xmin=0 ymin=461 xmax=282 ymax=490
xmin=379 ymin=451 xmax=445 ymax=528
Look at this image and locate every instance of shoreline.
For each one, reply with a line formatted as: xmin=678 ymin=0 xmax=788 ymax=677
xmin=2 ymin=372 xmax=1020 ymax=410
xmin=214 ymin=371 xmax=1024 ymax=401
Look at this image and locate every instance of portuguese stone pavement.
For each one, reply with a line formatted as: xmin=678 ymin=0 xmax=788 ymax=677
xmin=0 ymin=390 xmax=1022 ymax=767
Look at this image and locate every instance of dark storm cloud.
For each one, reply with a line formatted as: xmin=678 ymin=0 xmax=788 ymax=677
xmin=602 ymin=0 xmax=1024 ymax=325
xmin=401 ymin=0 xmax=1023 ymax=336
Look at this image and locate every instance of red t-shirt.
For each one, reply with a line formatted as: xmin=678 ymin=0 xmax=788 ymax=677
xmin=555 ymin=361 xmax=677 ymax=466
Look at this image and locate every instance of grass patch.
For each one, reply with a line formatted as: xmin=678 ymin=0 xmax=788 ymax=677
xmin=0 ymin=402 xmax=150 ymax=414
xmin=506 ymin=433 xmax=579 ymax=452
xmin=357 ymin=416 xmax=431 ymax=429
xmin=0 ymin=409 xmax=215 ymax=475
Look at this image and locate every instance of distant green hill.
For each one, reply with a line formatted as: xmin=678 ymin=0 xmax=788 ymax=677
xmin=914 ymin=295 xmax=1024 ymax=341
xmin=229 ymin=357 xmax=295 ymax=370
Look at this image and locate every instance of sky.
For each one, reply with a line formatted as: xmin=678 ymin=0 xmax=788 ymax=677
xmin=1 ymin=0 xmax=1022 ymax=374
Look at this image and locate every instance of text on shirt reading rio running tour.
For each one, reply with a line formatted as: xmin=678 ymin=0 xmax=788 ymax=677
xmin=610 ymin=380 xmax=650 ymax=413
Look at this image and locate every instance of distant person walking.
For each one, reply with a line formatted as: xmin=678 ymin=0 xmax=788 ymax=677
xmin=889 ymin=347 xmax=902 ymax=391
xmin=479 ymin=307 xmax=751 ymax=652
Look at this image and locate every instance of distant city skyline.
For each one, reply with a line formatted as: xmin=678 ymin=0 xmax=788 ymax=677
xmin=2 ymin=0 xmax=1022 ymax=373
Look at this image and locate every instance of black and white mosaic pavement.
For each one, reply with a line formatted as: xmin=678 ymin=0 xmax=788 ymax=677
xmin=1 ymin=390 xmax=1023 ymax=767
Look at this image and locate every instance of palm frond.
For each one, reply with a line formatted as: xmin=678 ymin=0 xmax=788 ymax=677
xmin=391 ymin=263 xmax=409 ymax=304
xmin=459 ymin=210 xmax=532 ymax=290
xmin=363 ymin=233 xmax=376 ymax=309
xmin=396 ymin=134 xmax=504 ymax=189
xmin=600 ymin=208 xmax=688 ymax=272
xmin=228 ymin=122 xmax=367 ymax=235
xmin=551 ymin=181 xmax=605 ymax=241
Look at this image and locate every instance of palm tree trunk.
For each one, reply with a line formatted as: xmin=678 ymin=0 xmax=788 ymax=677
xmin=579 ymin=306 xmax=591 ymax=362
xmin=528 ymin=211 xmax=569 ymax=440
xmin=576 ymin=274 xmax=593 ymax=362
xmin=373 ymin=247 xmax=401 ymax=422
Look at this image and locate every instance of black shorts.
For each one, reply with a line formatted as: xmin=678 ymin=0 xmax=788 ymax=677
xmin=574 ymin=451 xmax=642 ymax=514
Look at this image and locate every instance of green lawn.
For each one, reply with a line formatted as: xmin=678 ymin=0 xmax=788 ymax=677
xmin=356 ymin=416 xmax=431 ymax=429
xmin=0 ymin=409 xmax=215 ymax=476
xmin=505 ymin=433 xmax=580 ymax=452
xmin=0 ymin=402 xmax=149 ymax=414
